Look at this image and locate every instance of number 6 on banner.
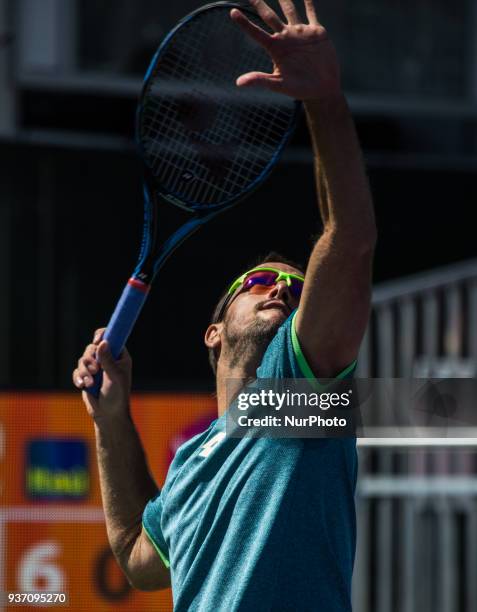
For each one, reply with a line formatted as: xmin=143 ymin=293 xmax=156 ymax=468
xmin=18 ymin=541 xmax=66 ymax=593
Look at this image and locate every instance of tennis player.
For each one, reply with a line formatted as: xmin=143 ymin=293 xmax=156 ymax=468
xmin=73 ymin=1 xmax=376 ymax=610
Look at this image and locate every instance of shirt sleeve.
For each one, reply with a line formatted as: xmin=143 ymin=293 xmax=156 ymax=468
xmin=290 ymin=310 xmax=357 ymax=389
xmin=142 ymin=490 xmax=170 ymax=569
xmin=256 ymin=309 xmax=357 ymax=386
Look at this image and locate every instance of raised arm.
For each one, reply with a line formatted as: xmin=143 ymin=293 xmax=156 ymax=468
xmin=298 ymin=96 xmax=376 ymax=377
xmin=232 ymin=0 xmax=376 ymax=377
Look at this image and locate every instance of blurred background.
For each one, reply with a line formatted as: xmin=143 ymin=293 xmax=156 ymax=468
xmin=1 ymin=0 xmax=477 ymax=610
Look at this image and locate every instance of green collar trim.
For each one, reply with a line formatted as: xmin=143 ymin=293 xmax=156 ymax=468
xmin=291 ymin=311 xmax=357 ymax=390
xmin=143 ymin=522 xmax=170 ymax=569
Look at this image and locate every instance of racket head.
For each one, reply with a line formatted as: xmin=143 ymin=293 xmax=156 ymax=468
xmin=136 ymin=1 xmax=301 ymax=214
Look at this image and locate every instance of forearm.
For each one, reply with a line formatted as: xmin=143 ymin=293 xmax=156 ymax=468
xmin=94 ymin=411 xmax=159 ymax=568
xmin=305 ymin=95 xmax=376 ymax=246
xmin=314 ymin=158 xmax=330 ymax=227
xmin=307 ymin=118 xmax=330 ymax=227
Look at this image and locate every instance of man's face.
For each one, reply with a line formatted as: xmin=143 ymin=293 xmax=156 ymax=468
xmin=213 ymin=262 xmax=303 ymax=368
xmin=223 ymin=262 xmax=303 ymax=332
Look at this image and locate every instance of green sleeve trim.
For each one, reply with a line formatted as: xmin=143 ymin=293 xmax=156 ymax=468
xmin=291 ymin=311 xmax=357 ymax=391
xmin=142 ymin=522 xmax=170 ymax=569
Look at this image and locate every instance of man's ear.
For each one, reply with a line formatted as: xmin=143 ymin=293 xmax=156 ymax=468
xmin=204 ymin=323 xmax=222 ymax=352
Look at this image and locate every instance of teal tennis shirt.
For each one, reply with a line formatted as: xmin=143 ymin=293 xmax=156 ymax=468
xmin=142 ymin=310 xmax=357 ymax=611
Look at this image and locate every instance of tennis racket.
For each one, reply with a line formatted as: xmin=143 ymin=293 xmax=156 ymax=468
xmin=89 ymin=1 xmax=301 ymax=397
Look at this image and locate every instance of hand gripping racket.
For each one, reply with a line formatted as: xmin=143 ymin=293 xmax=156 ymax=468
xmin=89 ymin=1 xmax=301 ymax=396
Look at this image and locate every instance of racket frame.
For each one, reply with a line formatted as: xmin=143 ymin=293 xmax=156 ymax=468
xmin=88 ymin=1 xmax=301 ymax=397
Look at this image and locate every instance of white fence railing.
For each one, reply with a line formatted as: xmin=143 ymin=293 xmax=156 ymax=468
xmin=354 ymin=259 xmax=477 ymax=612
xmin=357 ymin=258 xmax=477 ymax=378
xmin=354 ymin=443 xmax=477 ymax=612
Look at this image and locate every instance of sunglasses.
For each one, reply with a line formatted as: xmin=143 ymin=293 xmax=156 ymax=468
xmin=217 ymin=267 xmax=305 ymax=321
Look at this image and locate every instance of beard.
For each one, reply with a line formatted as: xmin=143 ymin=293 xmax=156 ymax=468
xmin=223 ymin=307 xmax=284 ymax=370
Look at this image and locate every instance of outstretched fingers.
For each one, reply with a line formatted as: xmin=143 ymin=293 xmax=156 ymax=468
xmin=230 ymin=8 xmax=272 ymax=48
xmin=248 ymin=0 xmax=284 ymax=32
xmin=303 ymin=0 xmax=319 ymax=24
xmin=278 ymin=0 xmax=300 ymax=25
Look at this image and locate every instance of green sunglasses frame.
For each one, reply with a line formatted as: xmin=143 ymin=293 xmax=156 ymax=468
xmin=227 ymin=267 xmax=305 ymax=295
xmin=216 ymin=267 xmax=305 ymax=322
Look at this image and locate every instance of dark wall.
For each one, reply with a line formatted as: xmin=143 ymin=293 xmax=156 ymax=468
xmin=2 ymin=125 xmax=477 ymax=390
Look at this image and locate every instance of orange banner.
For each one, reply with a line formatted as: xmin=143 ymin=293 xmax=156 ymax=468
xmin=0 ymin=392 xmax=217 ymax=611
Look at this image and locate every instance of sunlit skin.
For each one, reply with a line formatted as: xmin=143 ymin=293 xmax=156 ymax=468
xmin=204 ymin=262 xmax=303 ymax=415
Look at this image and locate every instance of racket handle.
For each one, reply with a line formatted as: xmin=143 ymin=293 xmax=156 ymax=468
xmin=87 ymin=278 xmax=150 ymax=398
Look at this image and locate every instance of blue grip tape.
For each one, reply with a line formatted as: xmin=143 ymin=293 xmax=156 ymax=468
xmin=88 ymin=279 xmax=149 ymax=398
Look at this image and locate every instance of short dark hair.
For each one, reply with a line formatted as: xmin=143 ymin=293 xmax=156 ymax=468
xmin=207 ymin=251 xmax=305 ymax=375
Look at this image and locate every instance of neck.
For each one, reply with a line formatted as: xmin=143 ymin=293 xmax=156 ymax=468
xmin=215 ymin=352 xmax=262 ymax=416
xmin=214 ymin=313 xmax=284 ymax=416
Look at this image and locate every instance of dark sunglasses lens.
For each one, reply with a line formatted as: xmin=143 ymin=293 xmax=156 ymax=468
xmin=244 ymin=271 xmax=278 ymax=290
xmin=289 ymin=279 xmax=304 ymax=298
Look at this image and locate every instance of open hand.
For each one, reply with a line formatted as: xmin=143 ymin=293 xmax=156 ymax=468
xmin=231 ymin=0 xmax=341 ymax=101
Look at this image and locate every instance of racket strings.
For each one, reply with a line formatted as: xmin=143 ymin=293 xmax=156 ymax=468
xmin=160 ymin=14 xmax=266 ymax=87
xmin=146 ymin=100 xmax=283 ymax=204
xmin=139 ymin=6 xmax=298 ymax=207
xmin=145 ymin=66 xmax=290 ymax=137
xmin=143 ymin=90 xmax=291 ymax=203
xmin=144 ymin=96 xmax=291 ymax=203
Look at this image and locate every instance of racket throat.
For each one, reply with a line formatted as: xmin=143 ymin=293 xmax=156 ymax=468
xmin=128 ymin=277 xmax=151 ymax=293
